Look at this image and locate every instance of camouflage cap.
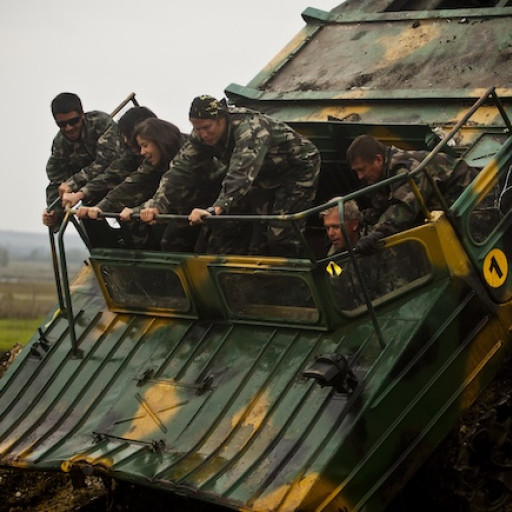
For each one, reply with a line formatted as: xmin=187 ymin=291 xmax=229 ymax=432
xmin=189 ymin=95 xmax=227 ymax=119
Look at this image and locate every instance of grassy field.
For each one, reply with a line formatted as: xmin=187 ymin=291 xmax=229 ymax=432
xmin=0 ymin=281 xmax=56 ymax=317
xmin=0 ymin=279 xmax=56 ymax=352
xmin=0 ymin=260 xmax=82 ymax=352
xmin=0 ymin=318 xmax=46 ymax=352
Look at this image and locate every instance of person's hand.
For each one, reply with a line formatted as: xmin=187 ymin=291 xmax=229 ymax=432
xmin=61 ymin=191 xmax=84 ymax=207
xmin=58 ymin=182 xmax=72 ymax=197
xmin=188 ymin=208 xmax=210 ymax=226
xmin=140 ymin=207 xmax=160 ymax=224
xmin=76 ymin=206 xmax=91 ymax=219
xmin=119 ymin=207 xmax=134 ymax=222
xmin=85 ymin=206 xmax=103 ymax=220
xmin=355 ymin=231 xmax=385 ymax=254
xmin=42 ymin=209 xmax=57 ymax=227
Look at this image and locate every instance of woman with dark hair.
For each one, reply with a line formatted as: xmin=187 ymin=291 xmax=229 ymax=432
xmin=132 ymin=117 xmax=182 ymax=169
xmin=80 ymin=118 xmax=184 ymax=216
xmin=79 ymin=118 xmax=185 ymax=249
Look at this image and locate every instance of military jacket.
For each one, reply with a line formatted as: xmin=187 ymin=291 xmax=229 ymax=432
xmin=73 ymin=144 xmax=141 ymax=205
xmin=45 ymin=111 xmax=121 ymax=210
xmin=367 ymin=146 xmax=477 ymax=235
xmin=151 ymin=107 xmax=319 ymax=213
xmin=96 ymin=158 xmax=168 ymax=213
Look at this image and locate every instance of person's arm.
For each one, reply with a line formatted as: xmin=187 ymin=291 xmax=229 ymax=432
xmin=61 ymin=191 xmax=84 ymax=207
xmin=44 ymin=135 xmax=72 ymax=226
xmin=45 ymin=135 xmax=71 ymax=209
xmin=149 ymin=140 xmax=211 ymax=213
xmin=96 ymin=159 xmax=163 ymax=213
xmin=74 ymin=147 xmax=140 ymax=203
xmin=374 ymin=165 xmax=434 ymax=236
xmin=64 ymin=112 xmax=121 ymax=191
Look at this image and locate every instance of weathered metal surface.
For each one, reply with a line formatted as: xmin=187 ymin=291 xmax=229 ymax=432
xmin=0 ymin=242 xmax=501 ymax=512
xmin=226 ymin=2 xmax=512 ymax=141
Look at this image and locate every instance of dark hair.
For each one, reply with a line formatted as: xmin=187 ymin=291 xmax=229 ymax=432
xmin=133 ymin=118 xmax=182 ymax=168
xmin=346 ymin=134 xmax=386 ymax=164
xmin=51 ymin=92 xmax=83 ymax=118
xmin=118 ymin=107 xmax=157 ymax=145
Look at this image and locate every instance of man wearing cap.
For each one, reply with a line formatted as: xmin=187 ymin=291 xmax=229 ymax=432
xmin=43 ymin=92 xmax=122 ymax=229
xmin=141 ymin=95 xmax=321 ymax=257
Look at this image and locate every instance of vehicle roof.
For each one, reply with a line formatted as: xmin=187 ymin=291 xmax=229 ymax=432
xmin=226 ymin=1 xmax=512 ymax=130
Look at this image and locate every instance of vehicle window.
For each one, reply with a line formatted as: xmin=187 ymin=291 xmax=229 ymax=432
xmin=219 ymin=273 xmax=319 ymax=323
xmin=100 ymin=265 xmax=190 ymax=311
xmin=327 ymin=241 xmax=432 ymax=312
xmin=468 ymin=181 xmax=501 ymax=244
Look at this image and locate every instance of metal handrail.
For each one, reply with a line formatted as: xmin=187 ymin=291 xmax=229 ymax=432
xmin=45 ymin=93 xmax=141 ymax=357
xmin=110 ymin=92 xmax=139 ymax=118
xmin=51 ymin=87 xmax=509 ymax=357
xmin=56 ymin=211 xmax=82 ymax=357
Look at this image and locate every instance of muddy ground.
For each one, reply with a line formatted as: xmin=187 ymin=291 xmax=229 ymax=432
xmin=0 ymin=467 xmax=232 ymax=512
xmin=0 ymin=460 xmax=463 ymax=512
xmin=0 ymin=465 xmax=449 ymax=512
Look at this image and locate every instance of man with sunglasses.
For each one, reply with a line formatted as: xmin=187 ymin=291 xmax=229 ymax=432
xmin=43 ymin=92 xmax=121 ymax=229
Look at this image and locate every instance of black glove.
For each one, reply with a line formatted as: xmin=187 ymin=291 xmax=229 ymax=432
xmin=355 ymin=231 xmax=385 ymax=255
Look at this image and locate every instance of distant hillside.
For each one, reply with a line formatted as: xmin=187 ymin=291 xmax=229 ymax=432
xmin=0 ymin=230 xmax=88 ymax=260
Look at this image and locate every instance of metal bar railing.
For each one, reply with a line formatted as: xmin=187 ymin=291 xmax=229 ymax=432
xmin=47 ymin=198 xmax=65 ymax=312
xmin=110 ymin=92 xmax=139 ymax=118
xmin=44 ymin=93 xmax=142 ymax=356
xmin=334 ymin=197 xmax=386 ymax=350
xmin=491 ymin=88 xmax=512 ymax=134
xmin=56 ymin=211 xmax=82 ymax=358
xmin=49 ymin=86 xmax=510 ymax=358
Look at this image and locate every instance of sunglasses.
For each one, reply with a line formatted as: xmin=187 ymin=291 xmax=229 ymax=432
xmin=56 ymin=116 xmax=81 ymax=128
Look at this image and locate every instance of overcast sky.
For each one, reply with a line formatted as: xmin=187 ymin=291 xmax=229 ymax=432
xmin=0 ymin=0 xmax=340 ymax=235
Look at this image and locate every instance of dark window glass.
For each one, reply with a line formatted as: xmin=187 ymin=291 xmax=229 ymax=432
xmin=327 ymin=241 xmax=432 ymax=312
xmin=101 ymin=265 xmax=189 ymax=311
xmin=219 ymin=273 xmax=319 ymax=323
xmin=468 ymin=182 xmax=501 ymax=244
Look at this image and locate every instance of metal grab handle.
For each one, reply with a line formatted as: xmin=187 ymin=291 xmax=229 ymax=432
xmin=110 ymin=92 xmax=139 ymax=118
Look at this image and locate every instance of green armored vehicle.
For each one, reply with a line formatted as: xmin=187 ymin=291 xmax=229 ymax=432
xmin=1 ymin=1 xmax=512 ymax=511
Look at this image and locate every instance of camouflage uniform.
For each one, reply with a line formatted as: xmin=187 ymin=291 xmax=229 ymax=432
xmin=68 ymin=144 xmax=142 ymax=206
xmin=95 ymin=157 xmax=168 ymax=213
xmin=151 ymin=106 xmax=321 ymax=257
xmin=148 ymin=151 xmax=225 ymax=252
xmin=365 ymin=146 xmax=477 ymax=235
xmin=46 ymin=111 xmax=121 ymax=214
xmin=88 ymin=139 xmax=180 ymax=250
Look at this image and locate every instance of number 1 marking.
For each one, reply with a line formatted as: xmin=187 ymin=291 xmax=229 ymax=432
xmin=483 ymin=249 xmax=508 ymax=288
